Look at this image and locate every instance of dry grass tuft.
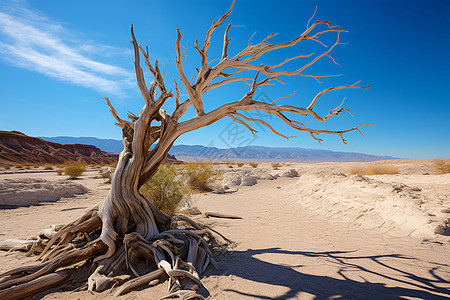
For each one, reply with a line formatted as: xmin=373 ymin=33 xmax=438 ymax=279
xmin=432 ymin=159 xmax=450 ymax=174
xmin=43 ymin=164 xmax=53 ymax=170
xmin=349 ymin=164 xmax=399 ymax=175
xmin=348 ymin=166 xmax=365 ymax=175
xmin=249 ymin=162 xmax=258 ymax=168
xmin=64 ymin=162 xmax=86 ymax=179
xmin=183 ymin=162 xmax=217 ymax=192
xmin=272 ymin=163 xmax=282 ymax=170
xmin=237 ymin=162 xmax=244 ymax=167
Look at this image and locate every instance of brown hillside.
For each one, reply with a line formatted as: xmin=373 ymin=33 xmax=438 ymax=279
xmin=0 ymin=131 xmax=118 ymax=165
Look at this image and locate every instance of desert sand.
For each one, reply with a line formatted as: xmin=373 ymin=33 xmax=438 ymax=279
xmin=0 ymin=160 xmax=449 ymax=299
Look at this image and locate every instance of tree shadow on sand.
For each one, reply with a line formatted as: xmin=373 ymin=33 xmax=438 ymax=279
xmin=205 ymin=248 xmax=450 ymax=300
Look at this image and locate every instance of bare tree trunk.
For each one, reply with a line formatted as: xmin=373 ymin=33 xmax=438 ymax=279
xmin=97 ymin=151 xmax=170 ymax=262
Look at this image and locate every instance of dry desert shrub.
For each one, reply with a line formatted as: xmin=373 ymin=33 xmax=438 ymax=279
xmin=3 ymin=165 xmax=10 ymax=169
xmin=432 ymin=159 xmax=450 ymax=174
xmin=183 ymin=162 xmax=217 ymax=192
xmin=140 ymin=164 xmax=186 ymax=215
xmin=272 ymin=163 xmax=282 ymax=170
xmin=56 ymin=169 xmax=64 ymax=175
xmin=237 ymin=162 xmax=244 ymax=167
xmin=43 ymin=164 xmax=53 ymax=170
xmin=249 ymin=162 xmax=258 ymax=168
xmin=348 ymin=166 xmax=365 ymax=175
xmin=349 ymin=164 xmax=399 ymax=175
xmin=64 ymin=162 xmax=86 ymax=179
xmin=366 ymin=164 xmax=399 ymax=175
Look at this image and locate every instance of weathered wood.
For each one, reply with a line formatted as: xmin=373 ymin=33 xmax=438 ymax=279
xmin=113 ymin=268 xmax=165 ymax=296
xmin=205 ymin=212 xmax=242 ymax=219
xmin=0 ymin=239 xmax=35 ymax=251
xmin=0 ymin=269 xmax=71 ymax=300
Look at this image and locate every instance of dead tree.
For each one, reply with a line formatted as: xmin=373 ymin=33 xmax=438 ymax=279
xmin=0 ymin=2 xmax=369 ymax=299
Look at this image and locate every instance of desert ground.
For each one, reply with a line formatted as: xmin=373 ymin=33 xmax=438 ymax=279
xmin=0 ymin=160 xmax=449 ymax=299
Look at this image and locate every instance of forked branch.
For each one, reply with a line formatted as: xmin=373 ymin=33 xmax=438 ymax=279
xmin=168 ymin=2 xmax=370 ymax=145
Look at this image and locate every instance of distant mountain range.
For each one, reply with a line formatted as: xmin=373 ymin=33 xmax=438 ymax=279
xmin=39 ymin=136 xmax=125 ymax=154
xmin=170 ymin=145 xmax=396 ymax=162
xmin=1 ymin=131 xmax=117 ymax=165
xmin=40 ymin=136 xmax=397 ymax=162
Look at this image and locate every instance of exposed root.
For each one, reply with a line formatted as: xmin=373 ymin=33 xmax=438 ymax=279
xmin=39 ymin=206 xmax=101 ymax=261
xmin=0 ymin=269 xmax=72 ymax=300
xmin=0 ymin=239 xmax=106 ymax=291
xmin=0 ymin=211 xmax=228 ymax=299
xmin=113 ymin=268 xmax=165 ymax=296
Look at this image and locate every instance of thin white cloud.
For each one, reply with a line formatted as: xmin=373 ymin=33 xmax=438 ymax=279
xmin=0 ymin=1 xmax=135 ymax=95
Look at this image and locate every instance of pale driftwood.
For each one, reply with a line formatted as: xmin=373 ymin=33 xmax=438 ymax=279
xmin=205 ymin=212 xmax=242 ymax=219
xmin=0 ymin=1 xmax=369 ymax=298
xmin=113 ymin=268 xmax=165 ymax=296
xmin=0 ymin=239 xmax=35 ymax=251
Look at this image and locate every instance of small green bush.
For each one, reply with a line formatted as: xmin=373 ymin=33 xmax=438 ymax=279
xmin=183 ymin=162 xmax=216 ymax=192
xmin=237 ymin=162 xmax=244 ymax=167
xmin=140 ymin=164 xmax=186 ymax=215
xmin=249 ymin=162 xmax=258 ymax=168
xmin=64 ymin=162 xmax=86 ymax=179
xmin=433 ymin=159 xmax=450 ymax=174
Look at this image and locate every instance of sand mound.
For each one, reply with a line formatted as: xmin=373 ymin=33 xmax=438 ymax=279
xmin=0 ymin=178 xmax=88 ymax=208
xmin=287 ymin=172 xmax=449 ymax=239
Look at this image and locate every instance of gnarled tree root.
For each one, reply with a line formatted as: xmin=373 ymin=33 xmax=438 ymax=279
xmin=0 ymin=212 xmax=227 ymax=299
xmin=0 ymin=239 xmax=106 ymax=291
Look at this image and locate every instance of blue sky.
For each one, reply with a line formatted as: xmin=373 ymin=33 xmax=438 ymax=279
xmin=0 ymin=0 xmax=449 ymax=158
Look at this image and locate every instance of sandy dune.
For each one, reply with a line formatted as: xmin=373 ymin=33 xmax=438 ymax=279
xmin=0 ymin=161 xmax=449 ymax=299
